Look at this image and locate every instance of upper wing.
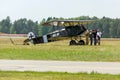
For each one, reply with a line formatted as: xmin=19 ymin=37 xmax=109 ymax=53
xmin=42 ymin=20 xmax=93 ymax=27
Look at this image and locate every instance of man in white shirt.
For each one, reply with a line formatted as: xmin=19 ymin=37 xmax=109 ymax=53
xmin=97 ymin=29 xmax=102 ymax=45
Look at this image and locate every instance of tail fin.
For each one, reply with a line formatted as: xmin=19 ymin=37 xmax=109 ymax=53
xmin=9 ymin=38 xmax=15 ymax=45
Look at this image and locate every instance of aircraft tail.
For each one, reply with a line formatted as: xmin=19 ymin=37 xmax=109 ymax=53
xmin=9 ymin=38 xmax=15 ymax=45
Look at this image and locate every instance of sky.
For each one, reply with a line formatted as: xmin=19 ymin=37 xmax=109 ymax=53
xmin=0 ymin=0 xmax=120 ymax=22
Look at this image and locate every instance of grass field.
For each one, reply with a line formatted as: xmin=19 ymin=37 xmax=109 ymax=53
xmin=0 ymin=71 xmax=120 ymax=80
xmin=0 ymin=38 xmax=120 ymax=61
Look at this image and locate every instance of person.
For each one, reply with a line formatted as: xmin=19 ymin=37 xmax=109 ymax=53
xmin=92 ymin=29 xmax=97 ymax=46
xmin=85 ymin=30 xmax=89 ymax=45
xmin=97 ymin=29 xmax=102 ymax=45
xmin=89 ymin=30 xmax=93 ymax=45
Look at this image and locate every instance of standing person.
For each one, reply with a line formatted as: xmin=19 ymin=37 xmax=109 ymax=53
xmin=89 ymin=30 xmax=93 ymax=45
xmin=92 ymin=29 xmax=97 ymax=46
xmin=97 ymin=29 xmax=102 ymax=45
xmin=85 ymin=30 xmax=89 ymax=45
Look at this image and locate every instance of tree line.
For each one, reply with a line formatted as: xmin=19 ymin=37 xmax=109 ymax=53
xmin=0 ymin=16 xmax=120 ymax=38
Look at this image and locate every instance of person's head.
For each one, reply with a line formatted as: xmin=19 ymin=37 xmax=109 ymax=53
xmin=89 ymin=30 xmax=92 ymax=34
xmin=92 ymin=29 xmax=97 ymax=33
xmin=89 ymin=30 xmax=92 ymax=33
xmin=97 ymin=29 xmax=100 ymax=32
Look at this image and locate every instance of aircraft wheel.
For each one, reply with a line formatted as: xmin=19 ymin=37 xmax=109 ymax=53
xmin=23 ymin=42 xmax=29 ymax=45
xmin=78 ymin=40 xmax=85 ymax=45
xmin=69 ymin=40 xmax=76 ymax=45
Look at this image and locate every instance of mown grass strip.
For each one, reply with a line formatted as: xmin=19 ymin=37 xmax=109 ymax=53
xmin=0 ymin=71 xmax=120 ymax=80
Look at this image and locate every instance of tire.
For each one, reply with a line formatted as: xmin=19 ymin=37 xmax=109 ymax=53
xmin=69 ymin=40 xmax=76 ymax=45
xmin=78 ymin=40 xmax=85 ymax=45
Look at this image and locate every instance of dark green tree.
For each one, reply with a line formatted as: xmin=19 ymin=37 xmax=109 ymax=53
xmin=0 ymin=16 xmax=11 ymax=33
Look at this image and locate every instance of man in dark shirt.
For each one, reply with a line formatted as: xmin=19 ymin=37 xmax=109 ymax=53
xmin=92 ymin=29 xmax=97 ymax=45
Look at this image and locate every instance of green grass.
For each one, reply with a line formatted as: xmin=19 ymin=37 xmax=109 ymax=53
xmin=0 ymin=38 xmax=120 ymax=61
xmin=0 ymin=71 xmax=120 ymax=80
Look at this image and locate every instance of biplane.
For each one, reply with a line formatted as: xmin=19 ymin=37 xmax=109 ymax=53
xmin=24 ymin=20 xmax=93 ymax=45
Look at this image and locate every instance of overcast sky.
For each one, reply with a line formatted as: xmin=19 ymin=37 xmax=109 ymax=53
xmin=0 ymin=0 xmax=120 ymax=22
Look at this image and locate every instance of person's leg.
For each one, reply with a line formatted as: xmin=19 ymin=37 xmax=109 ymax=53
xmin=94 ymin=38 xmax=97 ymax=45
xmin=90 ymin=38 xmax=93 ymax=45
xmin=98 ymin=36 xmax=100 ymax=45
xmin=86 ymin=37 xmax=89 ymax=45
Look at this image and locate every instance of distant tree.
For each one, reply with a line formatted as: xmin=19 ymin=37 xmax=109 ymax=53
xmin=38 ymin=18 xmax=46 ymax=36
xmin=0 ymin=16 xmax=11 ymax=33
xmin=27 ymin=20 xmax=38 ymax=35
xmin=47 ymin=17 xmax=52 ymax=21
xmin=39 ymin=18 xmax=53 ymax=35
xmin=101 ymin=17 xmax=111 ymax=37
xmin=13 ymin=18 xmax=27 ymax=34
xmin=13 ymin=18 xmax=38 ymax=34
xmin=109 ymin=20 xmax=118 ymax=38
xmin=117 ymin=22 xmax=120 ymax=38
xmin=10 ymin=25 xmax=16 ymax=34
xmin=92 ymin=16 xmax=99 ymax=20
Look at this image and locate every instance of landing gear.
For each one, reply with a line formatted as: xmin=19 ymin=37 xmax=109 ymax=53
xmin=69 ymin=36 xmax=85 ymax=46
xmin=69 ymin=40 xmax=85 ymax=45
xmin=78 ymin=40 xmax=85 ymax=45
xmin=69 ymin=40 xmax=77 ymax=45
